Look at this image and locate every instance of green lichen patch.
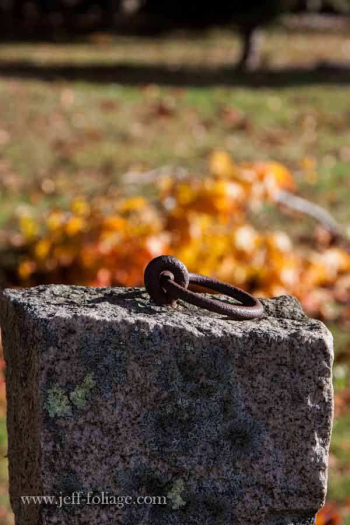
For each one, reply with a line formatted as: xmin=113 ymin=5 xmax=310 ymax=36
xmin=45 ymin=374 xmax=96 ymax=417
xmin=70 ymin=373 xmax=96 ymax=409
xmin=46 ymin=386 xmax=72 ymax=418
xmin=167 ymin=478 xmax=186 ymax=510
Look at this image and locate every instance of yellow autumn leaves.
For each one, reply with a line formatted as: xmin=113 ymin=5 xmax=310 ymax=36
xmin=15 ymin=150 xmax=350 ymax=319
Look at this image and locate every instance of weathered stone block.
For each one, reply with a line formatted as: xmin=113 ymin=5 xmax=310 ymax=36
xmin=0 ymin=285 xmax=333 ymax=525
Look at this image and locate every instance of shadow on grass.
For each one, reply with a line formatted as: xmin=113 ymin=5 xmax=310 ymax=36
xmin=0 ymin=59 xmax=350 ymax=87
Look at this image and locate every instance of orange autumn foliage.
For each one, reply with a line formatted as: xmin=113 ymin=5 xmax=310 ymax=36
xmin=11 ymin=151 xmax=350 ymax=321
xmin=317 ymin=504 xmax=342 ymax=525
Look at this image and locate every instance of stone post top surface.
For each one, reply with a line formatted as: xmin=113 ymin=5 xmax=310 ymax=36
xmin=0 ymin=284 xmax=332 ymax=342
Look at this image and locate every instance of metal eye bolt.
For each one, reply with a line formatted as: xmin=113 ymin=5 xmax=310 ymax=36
xmin=144 ymin=255 xmax=264 ymax=321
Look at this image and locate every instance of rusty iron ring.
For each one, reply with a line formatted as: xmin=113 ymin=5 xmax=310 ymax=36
xmin=144 ymin=255 xmax=264 ymax=320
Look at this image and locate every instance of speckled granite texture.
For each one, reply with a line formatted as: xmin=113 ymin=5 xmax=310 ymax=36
xmin=0 ymin=285 xmax=334 ymax=525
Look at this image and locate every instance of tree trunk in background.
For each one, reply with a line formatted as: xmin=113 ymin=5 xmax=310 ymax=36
xmin=238 ymin=27 xmax=264 ymax=70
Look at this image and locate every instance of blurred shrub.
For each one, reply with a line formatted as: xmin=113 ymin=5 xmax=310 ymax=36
xmin=316 ymin=503 xmax=342 ymax=524
xmin=134 ymin=0 xmax=298 ymax=28
xmin=4 ymin=151 xmax=349 ymax=323
xmin=0 ymin=0 xmax=122 ymax=31
xmin=295 ymin=0 xmax=350 ymax=12
xmin=1 ymin=0 xmax=349 ymax=35
xmin=320 ymin=0 xmax=350 ymax=13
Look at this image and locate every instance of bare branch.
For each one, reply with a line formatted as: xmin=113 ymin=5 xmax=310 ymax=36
xmin=276 ymin=190 xmax=341 ymax=234
xmin=276 ymin=189 xmax=350 ymax=253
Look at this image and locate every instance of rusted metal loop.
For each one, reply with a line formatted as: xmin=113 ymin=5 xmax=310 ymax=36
xmin=144 ymin=255 xmax=264 ymax=320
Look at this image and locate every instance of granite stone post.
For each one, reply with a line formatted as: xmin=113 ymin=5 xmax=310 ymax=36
xmin=0 ymin=285 xmax=334 ymax=525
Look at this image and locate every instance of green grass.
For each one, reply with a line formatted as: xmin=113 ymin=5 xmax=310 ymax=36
xmin=0 ymin=26 xmax=350 ymax=523
xmin=0 ymin=30 xmax=350 ymax=224
xmin=331 ymin=414 xmax=350 ymax=463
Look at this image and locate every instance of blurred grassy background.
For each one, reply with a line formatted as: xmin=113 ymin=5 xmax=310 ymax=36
xmin=0 ymin=25 xmax=349 ymax=524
